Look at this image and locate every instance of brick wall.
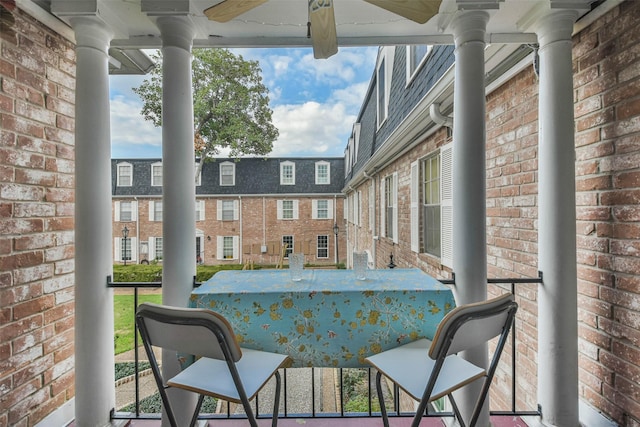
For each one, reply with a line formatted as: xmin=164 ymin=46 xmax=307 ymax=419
xmin=573 ymin=2 xmax=640 ymax=424
xmin=0 ymin=6 xmax=76 ymax=426
xmin=113 ymin=195 xmax=345 ymax=266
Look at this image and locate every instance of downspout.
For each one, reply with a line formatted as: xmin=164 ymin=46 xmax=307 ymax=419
xmin=238 ymin=196 xmax=242 ymax=265
xmin=134 ymin=196 xmax=139 ymax=263
xmin=430 ymin=103 xmax=453 ymax=128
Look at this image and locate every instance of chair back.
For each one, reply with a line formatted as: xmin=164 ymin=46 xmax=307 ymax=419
xmin=136 ymin=302 xmax=243 ymax=362
xmin=429 ymin=293 xmax=517 ymax=360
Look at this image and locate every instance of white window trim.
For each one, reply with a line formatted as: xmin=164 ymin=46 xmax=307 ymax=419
xmin=217 ymin=199 xmax=239 ymax=221
xmin=216 ymin=236 xmax=239 ymax=260
xmin=195 ymin=163 xmax=202 ymax=186
xmin=312 ymin=199 xmax=333 ymax=220
xmin=376 ymin=47 xmax=394 ymax=129
xmin=315 ymin=161 xmax=330 ymax=185
xmin=381 ymin=173 xmax=398 ymax=243
xmin=116 ymin=162 xmax=132 ymax=187
xmin=410 ymin=160 xmax=420 ymax=252
xmin=277 ymin=200 xmax=299 ymax=220
xmin=219 ymin=161 xmax=235 ymax=186
xmin=114 ymin=200 xmax=137 ymax=222
xmin=317 ymin=235 xmax=329 ymax=259
xmin=406 ymin=45 xmax=433 ymax=85
xmin=149 ymin=200 xmax=162 ymax=222
xmin=151 ymin=162 xmax=162 ymax=187
xmin=115 ymin=237 xmax=138 ymax=262
xmin=280 ymin=161 xmax=296 ymax=185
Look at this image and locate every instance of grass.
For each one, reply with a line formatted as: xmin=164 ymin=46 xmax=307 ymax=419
xmin=114 ymin=292 xmax=162 ymax=355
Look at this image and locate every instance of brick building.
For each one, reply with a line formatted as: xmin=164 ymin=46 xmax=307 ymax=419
xmin=112 ymin=158 xmax=345 ymax=266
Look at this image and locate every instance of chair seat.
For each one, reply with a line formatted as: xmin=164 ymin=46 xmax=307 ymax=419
xmin=365 ymin=338 xmax=485 ymax=402
xmin=168 ymin=348 xmax=289 ymax=403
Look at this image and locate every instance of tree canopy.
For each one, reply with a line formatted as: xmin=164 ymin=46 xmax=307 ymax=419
xmin=133 ymin=48 xmax=278 ymax=173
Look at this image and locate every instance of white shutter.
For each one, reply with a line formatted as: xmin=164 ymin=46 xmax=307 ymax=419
xmin=233 ymin=200 xmax=239 ymax=220
xmin=149 ymin=201 xmax=155 ymax=221
xmin=131 ymin=200 xmax=138 ymax=221
xmin=198 ymin=200 xmax=205 ymax=221
xmin=380 ymin=178 xmax=386 ymax=237
xmin=217 ymin=236 xmax=224 ymax=260
xmin=217 ymin=200 xmax=223 ymax=221
xmin=312 ymin=200 xmax=318 ymax=219
xmin=277 ymin=200 xmax=283 ymax=220
xmin=232 ymin=236 xmax=239 ymax=259
xmin=149 ymin=237 xmax=156 ymax=260
xmin=392 ymin=172 xmax=398 ymax=244
xmin=440 ymin=143 xmax=453 ymax=267
xmin=357 ymin=191 xmax=362 ymax=226
xmin=410 ymin=161 xmax=420 ymax=252
xmin=327 ymin=199 xmax=334 ymax=220
xmin=114 ymin=202 xmax=121 ymax=221
xmin=369 ymin=182 xmax=374 ymax=232
xmin=130 ymin=237 xmax=137 ymax=262
xmin=114 ymin=238 xmax=121 ymax=261
xmin=293 ymin=200 xmax=299 ymax=219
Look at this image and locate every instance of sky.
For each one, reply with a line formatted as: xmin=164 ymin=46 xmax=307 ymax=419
xmin=109 ymin=46 xmax=378 ymax=160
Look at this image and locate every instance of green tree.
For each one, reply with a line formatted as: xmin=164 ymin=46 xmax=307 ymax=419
xmin=133 ymin=48 xmax=278 ymax=177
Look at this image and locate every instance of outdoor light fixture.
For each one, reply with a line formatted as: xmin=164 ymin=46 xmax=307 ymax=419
xmin=122 ymin=226 xmax=129 ymax=266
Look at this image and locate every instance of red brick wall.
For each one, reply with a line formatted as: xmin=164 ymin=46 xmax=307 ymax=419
xmin=573 ymin=2 xmax=640 ymax=423
xmin=113 ymin=196 xmax=345 ymax=266
xmin=0 ymin=6 xmax=76 ymax=426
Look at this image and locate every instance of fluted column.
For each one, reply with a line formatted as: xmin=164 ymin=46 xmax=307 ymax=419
xmin=157 ymin=16 xmax=198 ymax=427
xmin=451 ymin=10 xmax=490 ymax=427
xmin=535 ymin=9 xmax=580 ymax=427
xmin=71 ymin=17 xmax=115 ymax=427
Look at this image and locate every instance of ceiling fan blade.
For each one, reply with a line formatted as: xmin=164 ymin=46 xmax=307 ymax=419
xmin=204 ymin=0 xmax=268 ymax=22
xmin=309 ymin=0 xmax=339 ymax=59
xmin=364 ymin=0 xmax=442 ymax=24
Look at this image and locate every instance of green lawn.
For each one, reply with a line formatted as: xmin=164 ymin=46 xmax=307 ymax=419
xmin=114 ymin=293 xmax=162 ymax=355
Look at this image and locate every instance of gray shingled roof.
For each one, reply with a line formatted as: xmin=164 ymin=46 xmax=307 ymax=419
xmin=111 ymin=157 xmax=345 ymax=196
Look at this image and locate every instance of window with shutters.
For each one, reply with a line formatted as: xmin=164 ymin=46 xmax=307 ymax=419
xmin=422 ymin=153 xmax=441 ymax=257
xmin=282 ymin=200 xmax=294 ymax=219
xmin=120 ymin=201 xmax=132 ymax=222
xmin=385 ymin=175 xmax=395 ymax=239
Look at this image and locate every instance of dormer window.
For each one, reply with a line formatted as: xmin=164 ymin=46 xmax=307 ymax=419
xmin=117 ymin=163 xmax=132 ymax=187
xmin=280 ymin=161 xmax=295 ymax=185
xmin=151 ymin=163 xmax=162 ymax=186
xmin=220 ymin=162 xmax=235 ymax=186
xmin=315 ymin=161 xmax=330 ymax=185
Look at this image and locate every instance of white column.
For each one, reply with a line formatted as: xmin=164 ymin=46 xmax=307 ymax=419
xmin=157 ymin=16 xmax=198 ymax=427
xmin=535 ymin=9 xmax=580 ymax=427
xmin=71 ymin=18 xmax=115 ymax=427
xmin=451 ymin=10 xmax=490 ymax=427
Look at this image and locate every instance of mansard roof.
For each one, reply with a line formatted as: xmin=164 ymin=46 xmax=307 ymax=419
xmin=111 ymin=157 xmax=345 ymax=197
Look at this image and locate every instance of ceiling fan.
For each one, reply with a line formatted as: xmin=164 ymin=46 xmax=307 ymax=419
xmin=203 ymin=0 xmax=443 ymax=59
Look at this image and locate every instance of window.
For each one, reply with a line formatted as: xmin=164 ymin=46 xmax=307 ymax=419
xmin=277 ymin=200 xmax=299 ymax=220
xmin=115 ymin=236 xmax=137 ymax=263
xmin=154 ymin=237 xmax=163 ymax=260
xmin=220 ymin=162 xmax=235 ymax=186
xmin=317 ymin=235 xmax=328 ymax=258
xmin=149 ymin=201 xmax=162 ymax=221
xmin=216 ymin=236 xmax=239 ymax=260
xmin=407 ymin=45 xmax=432 ymax=81
xmin=196 ymin=200 xmax=205 ymax=221
xmin=195 ymin=163 xmax=202 ymax=186
xmin=151 ymin=163 xmax=162 ymax=187
xmin=280 ymin=161 xmax=295 ymax=185
xmin=313 ymin=199 xmax=333 ymax=220
xmin=282 ymin=235 xmax=293 ymax=258
xmin=119 ymin=201 xmax=133 ymax=222
xmin=117 ymin=163 xmax=132 ymax=187
xmin=315 ymin=161 xmax=330 ymax=185
xmin=410 ymin=144 xmax=453 ymax=267
xmin=221 ymin=200 xmax=235 ymax=221
xmin=376 ymin=48 xmax=393 ymax=127
xmin=122 ymin=238 xmax=131 ymax=262
xmin=377 ymin=57 xmax=386 ymax=124
xmin=381 ymin=173 xmax=398 ymax=243
xmin=422 ymin=154 xmax=441 ymax=257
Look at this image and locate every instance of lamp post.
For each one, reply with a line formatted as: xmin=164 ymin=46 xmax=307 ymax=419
xmin=122 ymin=226 xmax=129 ymax=266
xmin=333 ymin=222 xmax=339 ymax=266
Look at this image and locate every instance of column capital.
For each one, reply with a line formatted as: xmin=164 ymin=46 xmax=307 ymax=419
xmin=156 ymin=16 xmax=195 ymax=51
xmin=69 ymin=16 xmax=113 ymax=52
xmin=450 ymin=10 xmax=490 ymax=47
xmin=534 ymin=9 xmax=579 ymax=47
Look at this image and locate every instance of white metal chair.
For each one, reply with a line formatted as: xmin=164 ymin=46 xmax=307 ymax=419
xmin=365 ymin=293 xmax=518 ymax=427
xmin=136 ymin=302 xmax=291 ymax=427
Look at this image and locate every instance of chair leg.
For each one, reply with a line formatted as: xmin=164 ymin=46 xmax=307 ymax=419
xmin=375 ymin=371 xmax=390 ymax=427
xmin=189 ymin=394 xmax=205 ymax=427
xmin=271 ymin=370 xmax=282 ymax=427
xmin=448 ymin=393 xmax=467 ymax=427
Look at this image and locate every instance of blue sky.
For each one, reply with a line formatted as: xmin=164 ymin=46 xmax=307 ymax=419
xmin=109 ymin=46 xmax=378 ymax=159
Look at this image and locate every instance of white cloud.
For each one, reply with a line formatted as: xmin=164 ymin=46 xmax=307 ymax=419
xmin=271 ymin=101 xmax=355 ymax=157
xmin=110 ymin=95 xmax=161 ymax=150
